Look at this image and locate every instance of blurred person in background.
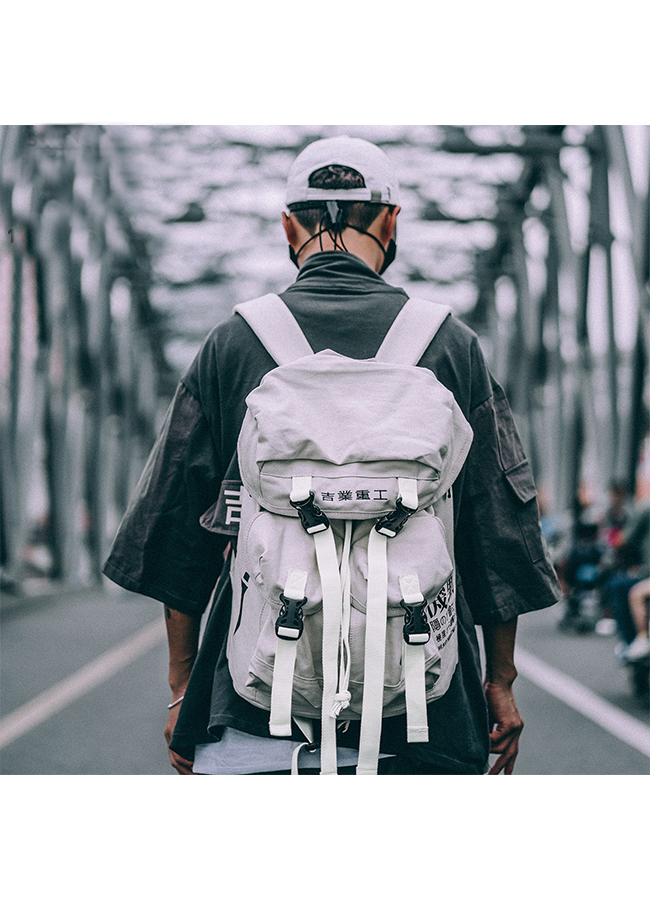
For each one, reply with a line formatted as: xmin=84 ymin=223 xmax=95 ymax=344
xmin=593 ymin=481 xmax=631 ymax=635
xmin=557 ymin=512 xmax=607 ymax=633
xmin=625 ymin=578 xmax=650 ymax=661
xmin=602 ymin=499 xmax=650 ymax=657
xmin=601 ymin=480 xmax=631 ymax=548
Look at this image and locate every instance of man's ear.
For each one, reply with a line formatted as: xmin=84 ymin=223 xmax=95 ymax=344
xmin=385 ymin=205 xmax=400 ymax=240
xmin=375 ymin=205 xmax=401 ymax=244
xmin=282 ymin=211 xmax=297 ymax=246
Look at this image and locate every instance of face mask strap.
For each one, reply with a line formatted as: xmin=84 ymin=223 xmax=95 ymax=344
xmin=289 ymin=206 xmax=396 ymax=273
xmin=290 ymin=231 xmax=320 ymax=267
xmin=343 ymin=225 xmax=396 ymax=274
xmin=289 ymin=203 xmax=346 ymax=267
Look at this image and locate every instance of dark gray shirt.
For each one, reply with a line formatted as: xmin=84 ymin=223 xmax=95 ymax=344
xmin=103 ymin=252 xmax=560 ymax=774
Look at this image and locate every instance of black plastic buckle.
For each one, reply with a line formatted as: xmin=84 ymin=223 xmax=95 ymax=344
xmin=400 ymin=599 xmax=431 ymax=645
xmin=275 ymin=594 xmax=308 ymax=640
xmin=375 ymin=497 xmax=417 ymax=538
xmin=290 ymin=492 xmax=330 ymax=534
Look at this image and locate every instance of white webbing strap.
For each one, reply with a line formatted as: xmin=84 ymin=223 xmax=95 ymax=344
xmin=356 ymin=527 xmax=389 ymax=775
xmin=233 ymin=294 xmax=314 ymax=366
xmin=291 ymin=742 xmax=312 ymax=775
xmin=398 ymin=574 xmax=430 ymax=743
xmin=374 ymin=297 xmax=452 ymax=367
xmin=313 ymin=527 xmax=343 ymax=775
xmin=289 ymin=476 xmax=312 ymax=504
xmin=269 ymin=569 xmax=308 ymax=738
xmin=403 ymin=645 xmax=429 ymax=742
xmin=376 ymin=477 xmax=419 ymax=538
xmin=398 ymin=477 xmax=419 ymax=512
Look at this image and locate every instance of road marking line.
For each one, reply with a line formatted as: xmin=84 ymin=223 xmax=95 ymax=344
xmin=3 ymin=621 xmax=647 ymax=759
xmin=0 ymin=619 xmax=166 ymax=750
xmin=515 ymin=646 xmax=650 ymax=758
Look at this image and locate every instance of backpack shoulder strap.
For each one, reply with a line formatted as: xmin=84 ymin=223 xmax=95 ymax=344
xmin=374 ymin=298 xmax=452 ymax=366
xmin=233 ymin=294 xmax=313 ymax=366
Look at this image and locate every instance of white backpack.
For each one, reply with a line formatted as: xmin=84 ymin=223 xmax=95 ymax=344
xmin=227 ymin=293 xmax=473 ymax=775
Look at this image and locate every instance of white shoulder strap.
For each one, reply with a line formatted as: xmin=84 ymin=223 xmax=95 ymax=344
xmin=374 ymin=298 xmax=452 ymax=366
xmin=233 ymin=294 xmax=313 ymax=366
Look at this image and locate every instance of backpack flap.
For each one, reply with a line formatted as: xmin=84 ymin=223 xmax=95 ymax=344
xmin=238 ymin=350 xmax=473 ymax=519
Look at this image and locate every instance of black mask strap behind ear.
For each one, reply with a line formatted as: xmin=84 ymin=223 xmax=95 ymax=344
xmin=289 ymin=231 xmax=320 ymax=267
xmin=289 ymin=203 xmax=345 ymax=267
xmin=380 ymin=237 xmax=396 ymax=274
xmin=343 ymin=225 xmax=396 ymax=274
xmin=289 ymin=209 xmax=396 ymax=273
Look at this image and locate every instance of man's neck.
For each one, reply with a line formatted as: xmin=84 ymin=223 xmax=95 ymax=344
xmin=299 ymin=228 xmax=385 ymax=272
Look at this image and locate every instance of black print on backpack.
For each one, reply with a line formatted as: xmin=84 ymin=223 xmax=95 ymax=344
xmin=233 ymin=572 xmax=250 ymax=635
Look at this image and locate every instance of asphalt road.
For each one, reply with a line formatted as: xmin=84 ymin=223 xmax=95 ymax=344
xmin=512 ymin=604 xmax=649 ymax=775
xmin=1 ymin=583 xmax=648 ymax=776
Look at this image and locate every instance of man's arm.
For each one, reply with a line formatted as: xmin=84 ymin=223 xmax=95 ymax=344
xmin=482 ymin=617 xmax=524 ymax=775
xmin=163 ymin=606 xmax=202 ymax=775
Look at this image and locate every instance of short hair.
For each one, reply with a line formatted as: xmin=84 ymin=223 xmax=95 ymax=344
xmin=288 ymin=165 xmax=388 ymax=234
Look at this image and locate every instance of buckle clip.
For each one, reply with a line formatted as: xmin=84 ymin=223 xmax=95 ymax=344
xmin=400 ymin=599 xmax=430 ymax=645
xmin=275 ymin=594 xmax=308 ymax=640
xmin=375 ymin=497 xmax=417 ymax=538
xmin=290 ymin=492 xmax=330 ymax=534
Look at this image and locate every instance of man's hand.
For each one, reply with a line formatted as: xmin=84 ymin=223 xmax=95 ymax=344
xmin=485 ymin=681 xmax=524 ymax=775
xmin=164 ymin=698 xmax=195 ymax=775
xmin=164 ymin=606 xmax=202 ymax=775
xmin=482 ymin=617 xmax=523 ymax=775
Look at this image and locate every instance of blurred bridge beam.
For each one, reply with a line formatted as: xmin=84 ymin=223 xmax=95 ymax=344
xmin=0 ymin=125 xmax=171 ymax=598
xmin=603 ymin=126 xmax=650 ymax=498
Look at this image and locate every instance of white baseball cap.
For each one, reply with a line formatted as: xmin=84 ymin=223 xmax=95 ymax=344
xmin=286 ymin=135 xmax=400 ymax=207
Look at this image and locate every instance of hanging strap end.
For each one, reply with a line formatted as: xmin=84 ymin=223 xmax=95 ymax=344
xmin=407 ymin=725 xmax=429 ymax=743
xmin=269 ymin=721 xmax=294 ymax=738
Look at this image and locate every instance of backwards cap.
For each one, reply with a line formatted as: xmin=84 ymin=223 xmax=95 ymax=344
xmin=286 ymin=135 xmax=400 ymax=207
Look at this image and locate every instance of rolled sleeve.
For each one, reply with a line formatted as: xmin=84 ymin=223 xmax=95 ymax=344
xmin=103 ymin=381 xmax=228 ymax=616
xmin=456 ymin=382 xmax=561 ymax=624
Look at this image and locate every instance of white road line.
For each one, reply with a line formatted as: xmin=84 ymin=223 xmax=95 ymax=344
xmin=515 ymin=646 xmax=650 ymax=759
xmin=0 ymin=619 xmax=166 ymax=750
xmin=3 ymin=620 xmax=648 ymax=760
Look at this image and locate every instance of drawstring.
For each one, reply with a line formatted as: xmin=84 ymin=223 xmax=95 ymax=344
xmin=331 ymin=520 xmax=352 ymax=718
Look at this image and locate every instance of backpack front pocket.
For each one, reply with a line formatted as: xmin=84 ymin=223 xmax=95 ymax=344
xmin=346 ymin=511 xmax=451 ymax=712
xmin=228 ymin=507 xmax=456 ymax=721
xmin=349 ymin=511 xmax=452 ymax=616
xmin=229 ymin=511 xmax=327 ymax=714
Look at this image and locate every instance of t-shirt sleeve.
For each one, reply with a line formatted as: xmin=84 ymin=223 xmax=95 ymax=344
xmin=455 ymin=378 xmax=561 ymax=625
xmin=102 ymin=380 xmax=228 ymax=616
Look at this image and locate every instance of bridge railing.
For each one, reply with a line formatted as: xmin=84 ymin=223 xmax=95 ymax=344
xmin=0 ymin=125 xmax=173 ymax=596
